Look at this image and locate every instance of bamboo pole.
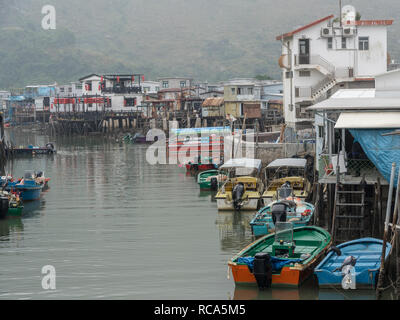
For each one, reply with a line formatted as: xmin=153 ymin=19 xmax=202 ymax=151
xmin=376 ymin=163 xmax=396 ymax=299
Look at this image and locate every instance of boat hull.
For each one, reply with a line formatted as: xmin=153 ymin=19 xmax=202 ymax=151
xmin=229 ymin=226 xmax=332 ymax=287
xmin=8 ymin=207 xmax=23 ymax=217
xmin=7 ymin=187 xmax=42 ymax=201
xmin=315 ymin=238 xmax=391 ymax=289
xmin=186 ymin=164 xmax=216 ymax=172
xmin=229 ymin=263 xmax=314 ymax=287
xmin=216 ymin=198 xmax=259 ymax=211
xmin=250 ymin=200 xmax=314 ymax=237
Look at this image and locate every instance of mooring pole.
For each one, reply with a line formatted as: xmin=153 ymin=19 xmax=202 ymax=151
xmin=377 ymin=163 xmax=396 ymax=299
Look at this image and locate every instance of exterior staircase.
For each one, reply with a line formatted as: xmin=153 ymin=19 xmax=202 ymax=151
xmin=311 ymin=77 xmax=337 ymax=102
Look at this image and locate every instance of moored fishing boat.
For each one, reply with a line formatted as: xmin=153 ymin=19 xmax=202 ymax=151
xmin=314 ymin=238 xmax=391 ymax=289
xmin=228 ymin=223 xmax=332 ymax=288
xmin=6 ymin=171 xmax=44 ymax=201
xmin=250 ymin=197 xmax=314 ymax=237
xmin=197 ymin=170 xmax=227 ymax=190
xmin=6 ymin=143 xmax=56 ymax=156
xmin=4 ymin=191 xmax=24 ymax=217
xmin=262 ymin=158 xmax=312 ymax=206
xmin=215 ymin=158 xmax=264 ymax=211
xmin=185 ymin=156 xmax=218 ymax=172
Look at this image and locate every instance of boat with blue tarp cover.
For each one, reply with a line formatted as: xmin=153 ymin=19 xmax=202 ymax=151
xmin=314 ymin=237 xmax=391 ymax=289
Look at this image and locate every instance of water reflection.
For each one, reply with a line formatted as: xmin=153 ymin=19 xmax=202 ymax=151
xmin=217 ymin=211 xmax=255 ymax=253
xmin=21 ymin=199 xmax=46 ymax=218
xmin=233 ymin=276 xmax=319 ymax=300
xmin=0 ymin=218 xmax=24 ymax=241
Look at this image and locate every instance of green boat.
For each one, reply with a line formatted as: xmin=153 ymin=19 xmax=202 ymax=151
xmin=0 ymin=191 xmax=24 ymax=217
xmin=228 ymin=223 xmax=332 ymax=288
xmin=197 ymin=170 xmax=227 ymax=190
xmin=8 ymin=206 xmax=24 ymax=217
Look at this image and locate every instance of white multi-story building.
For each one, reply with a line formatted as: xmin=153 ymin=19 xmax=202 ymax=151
xmin=56 ymin=82 xmax=83 ymax=97
xmin=79 ymin=74 xmax=103 ymax=96
xmin=277 ymin=5 xmax=393 ymax=136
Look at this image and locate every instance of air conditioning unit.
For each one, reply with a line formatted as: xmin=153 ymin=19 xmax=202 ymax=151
xmin=321 ymin=27 xmax=333 ymax=37
xmin=342 ymin=27 xmax=356 ymax=37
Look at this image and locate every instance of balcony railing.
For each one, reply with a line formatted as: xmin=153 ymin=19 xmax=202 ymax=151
xmin=102 ymin=87 xmax=142 ymax=94
xmin=294 ymin=55 xmax=336 ymax=75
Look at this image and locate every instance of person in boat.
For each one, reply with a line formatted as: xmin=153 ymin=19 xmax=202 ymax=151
xmin=35 ymin=171 xmax=46 ymax=185
xmin=279 ymin=181 xmax=293 ymax=199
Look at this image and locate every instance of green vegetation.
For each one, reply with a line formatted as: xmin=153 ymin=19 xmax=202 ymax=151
xmin=0 ymin=0 xmax=398 ymax=89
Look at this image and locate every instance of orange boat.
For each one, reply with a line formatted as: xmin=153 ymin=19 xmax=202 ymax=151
xmin=228 ymin=224 xmax=332 ymax=288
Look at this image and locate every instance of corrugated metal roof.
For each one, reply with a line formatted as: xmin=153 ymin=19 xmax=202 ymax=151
xmin=202 ymin=97 xmax=224 ymax=107
xmin=307 ymin=97 xmax=400 ymax=111
xmin=335 ymin=112 xmax=400 ymax=129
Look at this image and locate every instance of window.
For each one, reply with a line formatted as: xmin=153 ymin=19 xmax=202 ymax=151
xmin=285 ymin=71 xmax=293 ymax=79
xmin=299 ymin=71 xmax=311 ymax=77
xmin=341 ymin=37 xmax=347 ymax=49
xmin=247 ymin=88 xmax=253 ymax=95
xmin=155 ymin=86 xmax=160 ymax=92
xmin=180 ymin=81 xmax=186 ymax=88
xmin=162 ymin=81 xmax=169 ymax=88
xmin=68 ymin=87 xmax=72 ymax=93
xmin=124 ymin=97 xmax=136 ymax=107
xmin=327 ymin=37 xmax=333 ymax=49
xmin=231 ymin=88 xmax=235 ymax=95
xmin=237 ymin=88 xmax=242 ymax=95
xmin=76 ymin=84 xmax=82 ymax=90
xmin=60 ymin=88 xmax=65 ymax=93
xmin=359 ymin=37 xmax=369 ymax=51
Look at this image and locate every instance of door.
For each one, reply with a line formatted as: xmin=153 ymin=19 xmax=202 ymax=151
xmin=299 ymin=39 xmax=310 ymax=64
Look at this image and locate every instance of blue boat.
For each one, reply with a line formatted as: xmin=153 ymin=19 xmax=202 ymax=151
xmin=5 ymin=172 xmax=44 ymax=201
xmin=314 ymin=238 xmax=391 ymax=289
xmin=250 ymin=198 xmax=314 ymax=237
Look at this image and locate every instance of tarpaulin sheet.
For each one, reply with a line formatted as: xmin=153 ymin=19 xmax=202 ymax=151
xmin=237 ymin=256 xmax=303 ymax=272
xmin=350 ymin=129 xmax=400 ymax=184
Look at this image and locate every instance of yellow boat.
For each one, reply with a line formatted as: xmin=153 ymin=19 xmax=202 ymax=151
xmin=262 ymin=158 xmax=312 ymax=206
xmin=215 ymin=158 xmax=264 ymax=211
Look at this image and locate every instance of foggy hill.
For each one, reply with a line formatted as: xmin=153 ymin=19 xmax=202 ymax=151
xmin=0 ymin=0 xmax=399 ymax=89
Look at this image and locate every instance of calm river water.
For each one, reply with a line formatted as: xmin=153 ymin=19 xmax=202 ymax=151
xmin=0 ymin=128 xmax=384 ymax=300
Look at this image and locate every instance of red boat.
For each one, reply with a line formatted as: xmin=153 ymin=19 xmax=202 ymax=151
xmin=185 ymin=163 xmax=216 ymax=172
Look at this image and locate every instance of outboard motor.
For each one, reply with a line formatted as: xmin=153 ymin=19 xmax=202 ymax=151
xmin=333 ymin=255 xmax=357 ymax=272
xmin=0 ymin=196 xmax=9 ymax=219
xmin=210 ymin=177 xmax=218 ymax=191
xmin=253 ymin=252 xmax=273 ymax=290
xmin=271 ymin=203 xmax=288 ymax=226
xmin=232 ymin=183 xmax=245 ymax=211
xmin=278 ymin=182 xmax=293 ymax=199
